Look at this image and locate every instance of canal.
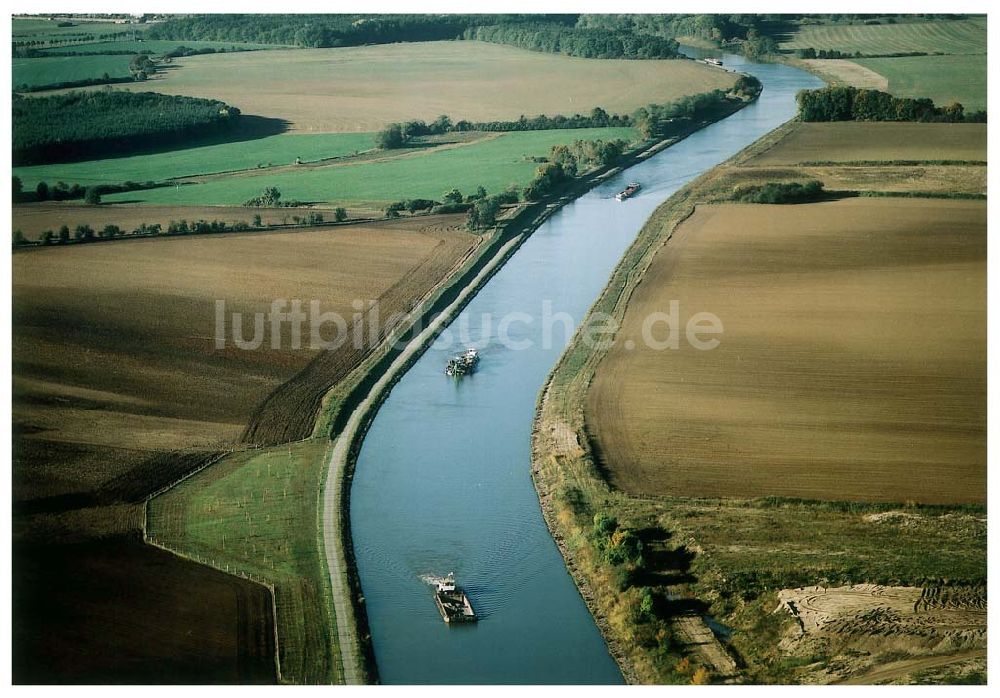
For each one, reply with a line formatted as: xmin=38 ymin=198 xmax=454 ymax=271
xmin=348 ymin=51 xmax=823 ymax=684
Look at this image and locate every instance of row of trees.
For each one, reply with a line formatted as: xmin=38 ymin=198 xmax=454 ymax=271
xmin=374 ymin=108 xmax=636 ymax=149
xmin=797 ymin=86 xmax=986 ymax=122
xmin=797 ymin=47 xmax=931 ymax=59
xmin=13 ymin=209 xmax=351 ymax=248
xmin=13 ymin=91 xmax=241 ymax=165
xmin=374 ymin=81 xmax=759 ymax=153
xmin=13 ymin=177 xmax=159 ymax=204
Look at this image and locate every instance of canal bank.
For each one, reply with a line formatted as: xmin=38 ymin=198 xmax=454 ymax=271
xmin=341 ymin=52 xmax=822 ymax=684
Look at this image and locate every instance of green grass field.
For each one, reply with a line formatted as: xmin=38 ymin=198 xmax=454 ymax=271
xmin=102 ymin=127 xmax=639 ymax=206
xmin=780 ymin=17 xmax=986 ymax=55
xmin=14 ymin=132 xmax=375 ymax=189
xmin=13 ymin=54 xmax=132 ymax=88
xmin=856 ymin=54 xmax=987 ymax=112
xmin=148 ymin=440 xmax=340 ymax=684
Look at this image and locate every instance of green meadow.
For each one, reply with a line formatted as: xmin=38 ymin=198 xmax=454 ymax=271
xmin=102 ymin=127 xmax=640 ymax=206
xmin=780 ymin=17 xmax=987 ymax=55
xmin=14 ymin=132 xmax=376 ymax=188
xmin=856 ymin=55 xmax=988 ymax=112
xmin=13 ymin=53 xmax=132 ymax=87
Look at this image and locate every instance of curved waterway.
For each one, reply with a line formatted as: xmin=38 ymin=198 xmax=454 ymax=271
xmin=349 ymin=51 xmax=823 ymax=684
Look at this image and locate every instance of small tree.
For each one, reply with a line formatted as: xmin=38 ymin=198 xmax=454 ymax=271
xmin=74 ymin=224 xmax=94 ymax=242
xmin=35 ymin=181 xmax=49 ymax=201
xmin=100 ymin=224 xmax=121 ymax=238
xmin=12 ymin=229 xmax=26 ymax=246
xmin=442 ymin=188 xmax=464 ymax=204
xmin=12 ymin=176 xmax=22 ymax=202
xmin=252 ymin=214 xmax=262 ymax=227
xmin=58 ymin=225 xmax=70 ymax=243
xmin=40 ymin=230 xmax=55 ymax=245
xmin=84 ymin=187 xmax=101 ymax=205
xmin=375 ymin=123 xmax=405 ymax=149
xmin=334 ymin=207 xmax=348 ymax=222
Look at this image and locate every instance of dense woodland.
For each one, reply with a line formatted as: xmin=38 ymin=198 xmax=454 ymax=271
xmin=461 ymin=23 xmax=680 ymax=59
xmin=797 ymin=86 xmax=986 ymax=123
xmin=12 ymin=91 xmax=241 ymax=165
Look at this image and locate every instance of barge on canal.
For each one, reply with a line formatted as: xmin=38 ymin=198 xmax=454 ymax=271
xmin=615 ymin=182 xmax=641 ymax=201
xmin=445 ymin=348 xmax=480 ymax=377
xmin=434 ymin=574 xmax=477 ymax=623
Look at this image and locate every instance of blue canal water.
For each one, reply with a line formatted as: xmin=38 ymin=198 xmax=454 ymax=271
xmin=349 ymin=51 xmax=823 ymax=684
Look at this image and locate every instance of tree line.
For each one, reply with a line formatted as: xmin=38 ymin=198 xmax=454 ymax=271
xmin=146 ymin=14 xmax=564 ymax=48
xmin=12 ymin=91 xmax=241 ymax=165
xmin=797 ymin=86 xmax=986 ymax=122
xmin=149 ymin=13 xmax=682 ymax=59
xmin=373 ymin=108 xmax=634 ymax=150
xmin=461 ymin=23 xmax=681 ymax=59
xmin=13 ymin=209 xmax=352 ymax=248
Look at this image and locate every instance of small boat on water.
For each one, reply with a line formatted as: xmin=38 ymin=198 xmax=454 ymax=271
xmin=615 ymin=182 xmax=641 ymax=201
xmin=434 ymin=574 xmax=477 ymax=623
xmin=445 ymin=348 xmax=480 ymax=377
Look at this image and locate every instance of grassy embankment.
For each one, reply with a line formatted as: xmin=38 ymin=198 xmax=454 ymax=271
xmin=532 ymin=120 xmax=986 ymax=684
xmin=779 ymin=17 xmax=987 ymax=112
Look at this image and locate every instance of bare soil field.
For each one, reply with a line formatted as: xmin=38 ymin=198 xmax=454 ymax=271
xmin=13 ymin=540 xmax=276 ymax=684
xmin=777 ymin=583 xmax=986 ymax=684
xmin=101 ymin=41 xmax=735 ymax=132
xmin=588 ymin=198 xmax=985 ymax=504
xmin=12 ymin=215 xmax=477 ymax=682
xmin=11 ymin=203 xmax=352 ymax=241
xmin=743 ymin=122 xmax=987 ymax=165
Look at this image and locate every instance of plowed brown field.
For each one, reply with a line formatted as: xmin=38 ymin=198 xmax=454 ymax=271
xmin=587 ymin=198 xmax=985 ymax=504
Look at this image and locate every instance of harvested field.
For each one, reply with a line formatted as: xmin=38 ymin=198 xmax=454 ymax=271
xmin=588 ymin=198 xmax=985 ymax=504
xmin=743 ymin=122 xmax=987 ymax=166
xmin=100 ymin=41 xmax=735 ymax=132
xmin=798 ymin=59 xmax=887 ymax=91
xmin=13 ymin=215 xmax=478 ymax=503
xmin=13 ymin=540 xmax=276 ymax=684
